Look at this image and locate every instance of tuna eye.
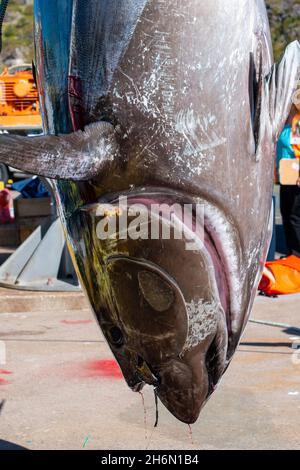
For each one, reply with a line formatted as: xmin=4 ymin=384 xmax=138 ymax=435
xmin=108 ymin=326 xmax=124 ymax=347
xmin=138 ymin=271 xmax=175 ymax=312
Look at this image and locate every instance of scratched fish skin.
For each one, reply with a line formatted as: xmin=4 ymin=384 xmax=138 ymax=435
xmin=0 ymin=0 xmax=300 ymax=424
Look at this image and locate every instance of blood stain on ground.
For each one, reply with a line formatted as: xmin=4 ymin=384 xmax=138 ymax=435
xmin=82 ymin=359 xmax=123 ymax=379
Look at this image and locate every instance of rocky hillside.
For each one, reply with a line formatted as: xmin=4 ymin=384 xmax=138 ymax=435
xmin=267 ymin=0 xmax=300 ymax=61
xmin=1 ymin=0 xmax=33 ymax=68
xmin=0 ymin=0 xmax=299 ymax=68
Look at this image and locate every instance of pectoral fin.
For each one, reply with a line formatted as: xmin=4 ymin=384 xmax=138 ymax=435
xmin=266 ymin=40 xmax=300 ymax=140
xmin=0 ymin=121 xmax=118 ymax=181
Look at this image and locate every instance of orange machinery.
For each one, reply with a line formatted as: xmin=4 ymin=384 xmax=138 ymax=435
xmin=0 ymin=64 xmax=42 ymax=183
xmin=0 ymin=64 xmax=42 ymax=131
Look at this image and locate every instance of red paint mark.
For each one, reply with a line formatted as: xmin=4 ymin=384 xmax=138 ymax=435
xmin=60 ymin=320 xmax=93 ymax=325
xmin=0 ymin=378 xmax=10 ymax=385
xmin=0 ymin=370 xmax=12 ymax=375
xmin=0 ymin=370 xmax=12 ymax=385
xmin=83 ymin=360 xmax=123 ymax=379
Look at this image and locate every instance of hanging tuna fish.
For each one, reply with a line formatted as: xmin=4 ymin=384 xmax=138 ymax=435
xmin=0 ymin=0 xmax=299 ymax=424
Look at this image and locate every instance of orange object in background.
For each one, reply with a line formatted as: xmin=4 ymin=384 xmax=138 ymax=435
xmin=0 ymin=64 xmax=42 ymax=131
xmin=291 ymin=113 xmax=300 ymax=159
xmin=259 ymin=255 xmax=300 ymax=296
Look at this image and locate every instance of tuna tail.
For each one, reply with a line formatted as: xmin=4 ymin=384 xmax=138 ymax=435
xmin=267 ymin=40 xmax=300 ymax=140
xmin=0 ymin=121 xmax=118 ymax=181
xmin=0 ymin=0 xmax=9 ymax=52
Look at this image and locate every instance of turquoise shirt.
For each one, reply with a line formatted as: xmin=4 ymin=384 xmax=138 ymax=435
xmin=276 ymin=125 xmax=295 ymax=182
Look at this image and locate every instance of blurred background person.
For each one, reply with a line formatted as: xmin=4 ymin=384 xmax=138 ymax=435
xmin=276 ymin=87 xmax=300 ymax=259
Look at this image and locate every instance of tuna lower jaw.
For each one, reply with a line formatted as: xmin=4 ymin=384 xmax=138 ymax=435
xmin=103 ymin=186 xmax=241 ymax=335
xmin=109 ymin=263 xmax=227 ymax=423
xmin=155 ymin=362 xmax=205 ymax=424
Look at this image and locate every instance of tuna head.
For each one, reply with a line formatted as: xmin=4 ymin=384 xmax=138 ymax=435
xmin=82 ymin=189 xmax=230 ymax=423
xmin=0 ymin=0 xmax=300 ymax=424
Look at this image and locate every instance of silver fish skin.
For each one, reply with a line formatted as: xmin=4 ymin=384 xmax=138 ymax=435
xmin=0 ymin=0 xmax=299 ymax=423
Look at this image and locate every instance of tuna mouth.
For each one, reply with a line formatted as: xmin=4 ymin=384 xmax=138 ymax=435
xmin=128 ymin=358 xmax=161 ymax=393
xmin=100 ymin=186 xmax=242 ymax=338
xmin=135 ymin=356 xmax=161 ymax=389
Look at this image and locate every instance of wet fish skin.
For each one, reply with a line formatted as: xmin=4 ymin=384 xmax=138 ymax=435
xmin=0 ymin=0 xmax=300 ymax=423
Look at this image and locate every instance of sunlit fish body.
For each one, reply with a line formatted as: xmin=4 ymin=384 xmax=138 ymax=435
xmin=0 ymin=0 xmax=299 ymax=423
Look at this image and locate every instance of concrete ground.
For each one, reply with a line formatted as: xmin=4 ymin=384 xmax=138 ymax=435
xmin=0 ymin=287 xmax=299 ymax=450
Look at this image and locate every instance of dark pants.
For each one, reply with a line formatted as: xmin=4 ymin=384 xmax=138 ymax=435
xmin=280 ymin=185 xmax=300 ymax=257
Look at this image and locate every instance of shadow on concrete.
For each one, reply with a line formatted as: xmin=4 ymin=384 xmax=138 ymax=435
xmin=240 ymin=341 xmax=291 ymax=348
xmin=0 ymin=440 xmax=27 ymax=450
xmin=283 ymin=327 xmax=300 ymax=337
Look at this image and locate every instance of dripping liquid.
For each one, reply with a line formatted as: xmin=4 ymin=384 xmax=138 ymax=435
xmin=188 ymin=424 xmax=194 ymax=446
xmin=139 ymin=391 xmax=148 ymax=440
